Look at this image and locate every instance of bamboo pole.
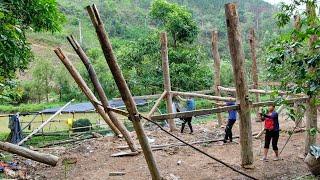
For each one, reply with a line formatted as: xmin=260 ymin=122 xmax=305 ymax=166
xmin=18 ymin=100 xmax=74 ymax=145
xmin=225 ymin=3 xmax=253 ymax=167
xmin=67 ymin=36 xmax=137 ymax=152
xmin=171 ymin=91 xmax=235 ymax=102
xmin=147 ymin=91 xmax=167 ymax=118
xmin=160 ymin=32 xmax=177 ymax=131
xmin=86 ymin=5 xmax=161 ymax=179
xmin=54 ymin=48 xmax=121 ymax=136
xmin=211 ymin=30 xmax=224 ymax=127
xmin=0 ymin=142 xmax=59 ymax=166
xmin=218 ymin=86 xmax=289 ymax=95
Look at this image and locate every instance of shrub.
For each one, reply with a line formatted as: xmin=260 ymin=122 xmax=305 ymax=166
xmin=72 ymin=119 xmax=92 ymax=132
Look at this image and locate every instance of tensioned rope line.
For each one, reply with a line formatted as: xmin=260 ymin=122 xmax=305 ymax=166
xmin=102 ymin=103 xmax=258 ymax=179
xmin=140 ymin=115 xmax=258 ymax=180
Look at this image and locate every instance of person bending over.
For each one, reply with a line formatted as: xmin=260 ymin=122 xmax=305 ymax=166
xmin=175 ymin=96 xmax=195 ymax=134
xmin=260 ymin=105 xmax=280 ymax=161
xmin=223 ymin=100 xmax=237 ymax=143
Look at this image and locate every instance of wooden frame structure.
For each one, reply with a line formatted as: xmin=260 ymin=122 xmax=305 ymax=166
xmin=51 ymin=2 xmax=313 ymax=178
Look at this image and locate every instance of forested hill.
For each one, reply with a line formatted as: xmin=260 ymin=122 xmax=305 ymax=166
xmin=24 ymin=0 xmax=280 ymax=103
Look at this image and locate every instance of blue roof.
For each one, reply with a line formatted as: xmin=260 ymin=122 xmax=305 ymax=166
xmin=40 ymin=99 xmax=147 ymax=114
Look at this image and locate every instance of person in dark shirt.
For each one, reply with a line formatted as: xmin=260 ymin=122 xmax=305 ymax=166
xmin=260 ymin=105 xmax=280 ymax=161
xmin=223 ymin=100 xmax=237 ymax=143
xmin=175 ymin=96 xmax=195 ymax=134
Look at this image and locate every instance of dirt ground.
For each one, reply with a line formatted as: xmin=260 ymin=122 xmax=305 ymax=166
xmin=24 ymin=114 xmax=319 ymax=179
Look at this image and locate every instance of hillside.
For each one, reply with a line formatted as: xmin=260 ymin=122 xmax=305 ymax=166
xmin=23 ymin=0 xmax=280 ymax=102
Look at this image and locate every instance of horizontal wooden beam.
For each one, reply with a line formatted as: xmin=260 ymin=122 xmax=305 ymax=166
xmin=150 ymin=105 xmax=239 ymax=121
xmin=150 ymin=97 xmax=309 ymax=121
xmin=111 ymin=90 xmax=214 ymax=101
xmin=171 ymin=91 xmax=235 ymax=102
xmin=218 ymin=86 xmax=287 ymax=95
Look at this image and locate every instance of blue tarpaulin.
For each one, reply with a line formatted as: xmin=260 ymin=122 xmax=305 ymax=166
xmin=40 ymin=99 xmax=147 ymax=114
xmin=7 ymin=114 xmax=23 ymax=144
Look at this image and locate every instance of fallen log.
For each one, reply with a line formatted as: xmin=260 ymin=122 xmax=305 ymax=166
xmin=0 ymin=142 xmax=59 ymax=166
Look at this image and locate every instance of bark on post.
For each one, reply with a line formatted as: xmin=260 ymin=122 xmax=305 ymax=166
xmin=248 ymin=28 xmax=260 ymax=121
xmin=225 ymin=3 xmax=254 ymax=167
xmin=304 ymin=2 xmax=318 ymax=155
xmin=211 ymin=30 xmax=224 ymax=127
xmin=67 ymin=36 xmax=137 ymax=152
xmin=54 ymin=48 xmax=121 ymax=136
xmin=160 ymin=32 xmax=177 ymax=131
xmin=86 ymin=5 xmax=161 ymax=179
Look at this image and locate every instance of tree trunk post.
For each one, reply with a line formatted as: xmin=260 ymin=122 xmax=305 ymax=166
xmin=304 ymin=2 xmax=318 ymax=155
xmin=54 ymin=48 xmax=121 ymax=136
xmin=160 ymin=32 xmax=177 ymax=131
xmin=211 ymin=30 xmax=224 ymax=127
xmin=86 ymin=5 xmax=161 ymax=179
xmin=225 ymin=3 xmax=254 ymax=167
xmin=248 ymin=28 xmax=260 ymax=121
xmin=67 ymin=36 xmax=137 ymax=152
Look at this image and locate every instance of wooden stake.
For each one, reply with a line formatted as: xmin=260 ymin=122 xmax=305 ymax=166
xmin=160 ymin=32 xmax=177 ymax=131
xmin=86 ymin=5 xmax=161 ymax=179
xmin=147 ymin=91 xmax=167 ymax=118
xmin=0 ymin=141 xmax=59 ymax=166
xmin=54 ymin=48 xmax=121 ymax=136
xmin=18 ymin=100 xmax=73 ymax=145
xmin=225 ymin=3 xmax=254 ymax=166
xmin=67 ymin=36 xmax=137 ymax=152
xmin=211 ymin=30 xmax=224 ymax=127
xmin=248 ymin=28 xmax=260 ymax=121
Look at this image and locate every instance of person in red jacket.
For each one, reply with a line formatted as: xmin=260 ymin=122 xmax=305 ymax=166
xmin=260 ymin=105 xmax=280 ymax=161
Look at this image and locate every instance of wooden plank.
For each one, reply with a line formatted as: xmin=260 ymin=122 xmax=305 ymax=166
xmin=225 ymin=3 xmax=253 ymax=167
xmin=171 ymin=91 xmax=235 ymax=102
xmin=17 ymin=100 xmax=73 ymax=145
xmin=54 ymin=48 xmax=121 ymax=136
xmin=86 ymin=5 xmax=161 ymax=179
xmin=67 ymin=36 xmax=137 ymax=152
xmin=160 ymin=32 xmax=177 ymax=131
xmin=0 ymin=142 xmax=59 ymax=166
xmin=211 ymin=30 xmax=224 ymax=127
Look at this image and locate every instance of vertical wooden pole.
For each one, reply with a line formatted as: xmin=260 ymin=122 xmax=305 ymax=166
xmin=211 ymin=30 xmax=224 ymax=127
xmin=86 ymin=5 xmax=161 ymax=179
xmin=54 ymin=48 xmax=121 ymax=136
xmin=248 ymin=28 xmax=260 ymax=121
xmin=304 ymin=2 xmax=318 ymax=155
xmin=160 ymin=32 xmax=177 ymax=131
xmin=67 ymin=36 xmax=137 ymax=152
xmin=225 ymin=3 xmax=254 ymax=166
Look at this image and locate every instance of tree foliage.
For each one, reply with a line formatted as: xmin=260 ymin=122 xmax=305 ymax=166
xmin=267 ymin=0 xmax=320 ymax=99
xmin=150 ymin=0 xmax=199 ymax=46
xmin=0 ymin=0 xmax=64 ymax=103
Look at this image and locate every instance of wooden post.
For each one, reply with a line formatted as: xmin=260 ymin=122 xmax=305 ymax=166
xmin=86 ymin=5 xmax=161 ymax=179
xmin=147 ymin=91 xmax=167 ymax=118
xmin=18 ymin=100 xmax=74 ymax=145
xmin=160 ymin=32 xmax=177 ymax=131
xmin=225 ymin=3 xmax=254 ymax=167
xmin=54 ymin=48 xmax=121 ymax=136
xmin=305 ymin=2 xmax=318 ymax=155
xmin=0 ymin=142 xmax=59 ymax=166
xmin=67 ymin=36 xmax=137 ymax=152
xmin=211 ymin=30 xmax=224 ymax=127
xmin=248 ymin=28 xmax=260 ymax=121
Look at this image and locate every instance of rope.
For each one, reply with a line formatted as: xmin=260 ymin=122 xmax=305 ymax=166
xmin=140 ymin=115 xmax=258 ymax=180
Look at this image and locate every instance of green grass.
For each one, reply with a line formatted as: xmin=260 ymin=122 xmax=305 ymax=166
xmin=0 ymin=102 xmax=65 ymax=113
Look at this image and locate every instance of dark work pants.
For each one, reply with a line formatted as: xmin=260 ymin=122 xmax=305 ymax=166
xmin=181 ymin=117 xmax=193 ymax=133
xmin=224 ymin=120 xmax=236 ymax=142
xmin=264 ymin=130 xmax=279 ymax=150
